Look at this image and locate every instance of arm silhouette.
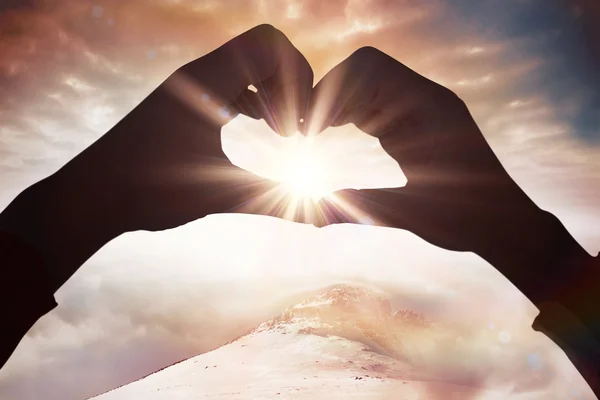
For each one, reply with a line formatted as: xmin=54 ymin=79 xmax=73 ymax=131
xmin=310 ymin=46 xmax=600 ymax=395
xmin=0 ymin=24 xmax=313 ymax=370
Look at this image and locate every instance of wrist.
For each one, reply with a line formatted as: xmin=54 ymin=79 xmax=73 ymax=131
xmin=533 ymin=301 xmax=600 ymax=393
xmin=546 ymin=252 xmax=600 ymax=338
xmin=481 ymin=207 xmax=600 ymax=392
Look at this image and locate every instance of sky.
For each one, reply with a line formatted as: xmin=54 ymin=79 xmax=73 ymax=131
xmin=0 ymin=0 xmax=599 ymax=399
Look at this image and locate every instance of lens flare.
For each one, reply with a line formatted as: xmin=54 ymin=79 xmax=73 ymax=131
xmin=276 ymin=135 xmax=331 ymax=201
xmin=164 ymin=72 xmax=378 ymax=226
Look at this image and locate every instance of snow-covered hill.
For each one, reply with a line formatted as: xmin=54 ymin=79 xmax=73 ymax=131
xmin=87 ymin=285 xmax=552 ymax=399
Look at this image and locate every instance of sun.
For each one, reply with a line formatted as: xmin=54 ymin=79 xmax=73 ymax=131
xmin=276 ymin=134 xmax=331 ymax=201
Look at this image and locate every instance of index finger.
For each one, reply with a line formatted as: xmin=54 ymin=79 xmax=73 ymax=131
xmin=304 ymin=46 xmax=431 ymax=137
xmin=181 ymin=24 xmax=314 ymax=136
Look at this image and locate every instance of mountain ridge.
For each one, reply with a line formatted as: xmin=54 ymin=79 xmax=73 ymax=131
xmin=93 ymin=284 xmax=454 ymax=399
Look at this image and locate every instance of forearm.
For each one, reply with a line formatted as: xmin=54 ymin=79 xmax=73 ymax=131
xmin=534 ymin=298 xmax=600 ymax=394
xmin=0 ymin=172 xmax=123 ymax=293
xmin=0 ymin=174 xmax=123 ymax=369
xmin=0 ymin=231 xmax=57 ymax=369
xmin=533 ymin=245 xmax=600 ymax=394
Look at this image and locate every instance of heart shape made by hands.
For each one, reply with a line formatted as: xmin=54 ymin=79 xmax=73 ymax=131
xmin=222 ymin=114 xmax=407 ymax=208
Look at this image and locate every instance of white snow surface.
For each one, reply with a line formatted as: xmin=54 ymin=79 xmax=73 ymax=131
xmin=90 ymin=324 xmax=507 ymax=399
xmin=88 ymin=285 xmax=579 ymax=399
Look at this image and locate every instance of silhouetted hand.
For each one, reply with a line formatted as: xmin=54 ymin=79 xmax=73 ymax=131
xmin=310 ymin=49 xmax=600 ymax=391
xmin=73 ymin=24 xmax=313 ymax=231
xmin=0 ymin=24 xmax=313 ymax=290
xmin=310 ymin=47 xmax=590 ymax=304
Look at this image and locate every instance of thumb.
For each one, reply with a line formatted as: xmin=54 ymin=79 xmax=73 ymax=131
xmin=316 ymin=187 xmax=423 ymax=231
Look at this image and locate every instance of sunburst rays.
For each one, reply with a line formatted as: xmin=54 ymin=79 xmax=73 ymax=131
xmin=161 ymin=69 xmax=383 ymax=227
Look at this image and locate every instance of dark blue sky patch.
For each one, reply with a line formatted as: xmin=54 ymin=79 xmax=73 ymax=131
xmin=448 ymin=0 xmax=599 ymax=142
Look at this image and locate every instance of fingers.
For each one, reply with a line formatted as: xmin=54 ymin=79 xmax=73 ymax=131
xmin=234 ymin=193 xmax=327 ymax=226
xmin=181 ymin=24 xmax=314 ymax=136
xmin=304 ymin=48 xmax=379 ymax=135
xmin=305 ymin=46 xmax=429 ymax=137
xmin=231 ymin=89 xmax=262 ymax=120
xmin=305 ymin=46 xmax=473 ymax=185
xmin=316 ymin=187 xmax=422 ymax=232
xmin=187 ymin=161 xmax=326 ymax=226
xmin=132 ymin=157 xmax=325 ymax=231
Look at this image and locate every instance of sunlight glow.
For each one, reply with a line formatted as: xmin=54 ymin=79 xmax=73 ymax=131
xmin=167 ymin=72 xmax=404 ymax=226
xmin=276 ymin=134 xmax=330 ymax=201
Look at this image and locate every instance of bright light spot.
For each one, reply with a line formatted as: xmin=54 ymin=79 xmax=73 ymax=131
xmin=218 ymin=107 xmax=231 ymax=119
xmin=64 ymin=76 xmax=93 ymax=92
xmin=466 ymin=46 xmax=484 ymax=55
xmin=457 ymin=75 xmax=492 ymax=86
xmin=527 ymin=352 xmax=544 ymax=371
xmin=287 ymin=3 xmax=302 ymax=19
xmin=84 ymin=105 xmax=114 ymax=130
xmin=92 ymin=5 xmax=104 ymax=18
xmin=276 ymin=134 xmax=330 ymax=200
xmin=286 ymin=2 xmax=302 ymax=19
xmin=498 ymin=330 xmax=511 ymax=343
xmin=337 ymin=19 xmax=382 ymax=40
xmin=247 ymin=84 xmax=258 ymax=93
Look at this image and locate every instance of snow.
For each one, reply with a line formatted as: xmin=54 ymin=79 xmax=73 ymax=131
xmin=292 ymin=298 xmax=334 ymax=310
xmin=90 ymin=319 xmax=510 ymax=399
xmin=89 ymin=285 xmax=594 ymax=399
